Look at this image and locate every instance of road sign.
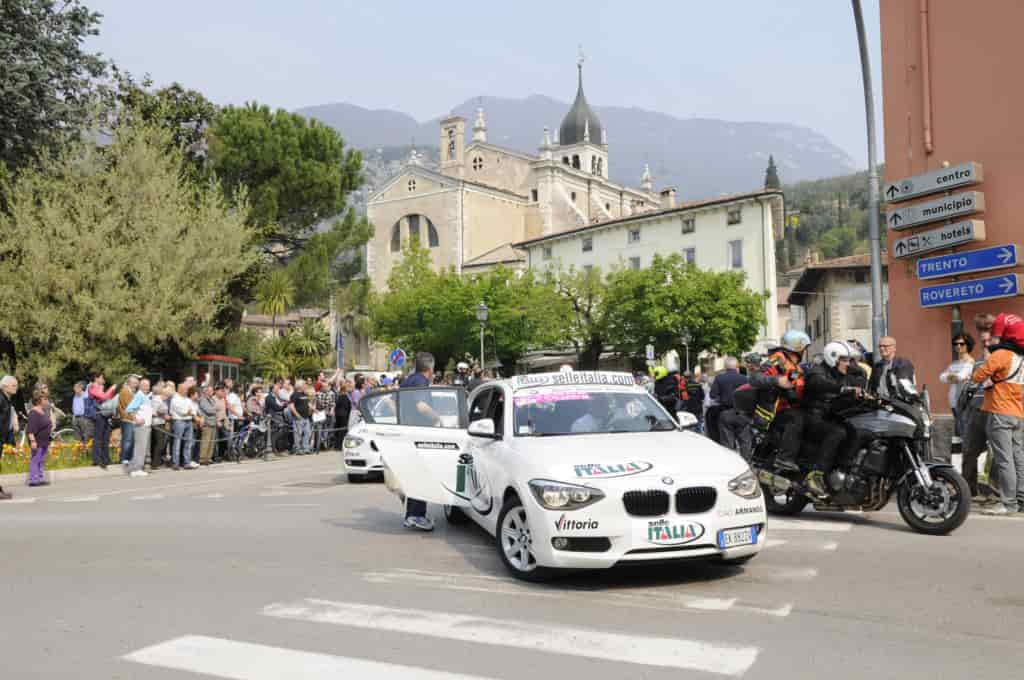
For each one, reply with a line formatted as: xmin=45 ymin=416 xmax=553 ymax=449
xmin=919 ymin=274 xmax=1021 ymax=309
xmin=887 ymin=191 xmax=984 ymax=231
xmin=389 ymin=348 xmax=407 ymax=367
xmin=884 ymin=162 xmax=983 ymax=203
xmin=917 ymin=244 xmax=1018 ymax=280
xmin=645 ymin=344 xmax=655 ymax=361
xmin=892 ymin=220 xmax=986 ymax=259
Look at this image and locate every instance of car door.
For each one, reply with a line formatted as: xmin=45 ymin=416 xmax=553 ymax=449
xmin=460 ymin=386 xmax=507 ymax=522
xmin=360 ymin=386 xmax=471 ymax=506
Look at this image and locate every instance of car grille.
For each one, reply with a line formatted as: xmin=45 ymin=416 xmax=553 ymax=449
xmin=622 ymin=490 xmax=670 ymax=517
xmin=675 ymin=486 xmax=717 ymax=513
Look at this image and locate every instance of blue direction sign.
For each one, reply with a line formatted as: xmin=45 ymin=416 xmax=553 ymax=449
xmin=917 ymin=244 xmax=1018 ymax=280
xmin=919 ymin=274 xmax=1022 ymax=309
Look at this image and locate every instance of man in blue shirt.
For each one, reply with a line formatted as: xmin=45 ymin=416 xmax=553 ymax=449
xmin=399 ymin=353 xmax=436 ymax=531
xmin=708 ymin=357 xmax=748 ymax=444
xmin=71 ymin=381 xmax=94 ymax=444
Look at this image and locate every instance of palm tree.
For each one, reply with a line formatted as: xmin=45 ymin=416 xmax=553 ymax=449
xmin=255 ymin=269 xmax=295 ymax=335
xmin=290 ymin=318 xmax=330 ymax=360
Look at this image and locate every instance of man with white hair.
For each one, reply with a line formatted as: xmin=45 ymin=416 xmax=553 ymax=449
xmin=707 ymin=357 xmax=747 ymax=444
xmin=0 ymin=375 xmax=17 ymax=499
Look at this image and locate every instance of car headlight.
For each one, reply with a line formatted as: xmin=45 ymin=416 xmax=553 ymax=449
xmin=343 ymin=436 xmax=364 ymax=450
xmin=528 ymin=479 xmax=605 ymax=510
xmin=727 ymin=468 xmax=762 ymax=499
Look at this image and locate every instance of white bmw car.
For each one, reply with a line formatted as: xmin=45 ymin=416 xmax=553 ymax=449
xmin=366 ymin=371 xmax=767 ymax=581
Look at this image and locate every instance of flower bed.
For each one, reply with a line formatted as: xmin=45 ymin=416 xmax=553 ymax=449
xmin=0 ymin=441 xmax=123 ymax=475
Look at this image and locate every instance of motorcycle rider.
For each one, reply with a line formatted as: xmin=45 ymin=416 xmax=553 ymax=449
xmin=653 ymin=365 xmax=679 ymax=416
xmin=803 ymin=341 xmax=862 ymax=498
xmin=452 ymin=362 xmax=471 ymax=388
xmin=748 ymin=329 xmax=811 ymax=471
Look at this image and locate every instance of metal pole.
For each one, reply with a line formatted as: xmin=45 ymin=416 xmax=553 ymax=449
xmin=480 ymin=323 xmax=485 ymax=369
xmin=852 ymin=0 xmax=886 ymax=353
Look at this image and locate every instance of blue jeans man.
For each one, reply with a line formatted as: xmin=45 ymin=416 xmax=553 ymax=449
xmin=293 ymin=417 xmax=312 ymax=453
xmin=171 ymin=420 xmax=194 ymax=468
xmin=120 ymin=420 xmax=135 ymax=466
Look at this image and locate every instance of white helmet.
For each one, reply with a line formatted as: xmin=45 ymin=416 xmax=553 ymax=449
xmin=781 ymin=330 xmax=811 ymax=354
xmin=456 ymin=362 xmax=469 ymax=372
xmin=823 ymin=341 xmax=851 ymax=368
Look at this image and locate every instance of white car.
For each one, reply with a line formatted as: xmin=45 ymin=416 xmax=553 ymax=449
xmin=370 ymin=371 xmax=767 ymax=581
xmin=343 ymin=390 xmax=462 ymax=482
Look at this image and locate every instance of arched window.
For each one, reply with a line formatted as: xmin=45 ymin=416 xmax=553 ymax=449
xmin=390 ymin=221 xmax=401 ymax=252
xmin=572 ymin=155 xmax=580 ymax=169
xmin=428 ymin=220 xmax=439 ymax=247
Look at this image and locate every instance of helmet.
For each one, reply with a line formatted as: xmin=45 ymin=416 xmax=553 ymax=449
xmin=781 ymin=330 xmax=811 ymax=354
xmin=992 ymin=313 xmax=1024 ymax=344
xmin=456 ymin=362 xmax=469 ymax=372
xmin=653 ymin=366 xmax=668 ymax=380
xmin=743 ymin=352 xmax=762 ymax=367
xmin=823 ymin=341 xmax=851 ymax=368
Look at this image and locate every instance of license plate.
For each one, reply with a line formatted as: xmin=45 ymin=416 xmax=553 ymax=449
xmin=718 ymin=526 xmax=757 ymax=549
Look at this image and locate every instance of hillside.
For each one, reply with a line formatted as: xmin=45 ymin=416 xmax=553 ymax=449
xmin=297 ymin=95 xmax=859 ymax=201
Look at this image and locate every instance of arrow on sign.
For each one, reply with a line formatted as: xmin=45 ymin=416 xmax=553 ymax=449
xmin=889 ymin=212 xmax=903 ymax=226
xmin=895 ymin=241 xmax=907 ymax=256
xmin=1000 ymin=277 xmax=1016 ymax=293
xmin=998 ymin=247 xmax=1014 ymax=264
xmin=885 ymin=185 xmax=899 ymax=199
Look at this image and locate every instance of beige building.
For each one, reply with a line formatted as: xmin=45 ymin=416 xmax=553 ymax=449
xmin=786 ymin=254 xmax=890 ymax=358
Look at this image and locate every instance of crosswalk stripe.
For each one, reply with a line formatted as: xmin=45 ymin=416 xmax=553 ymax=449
xmin=131 ymin=494 xmax=164 ymax=501
xmin=123 ymin=635 xmax=492 ymax=680
xmin=363 ymin=569 xmax=792 ymax=618
xmin=59 ymin=495 xmax=99 ymax=503
xmin=263 ymin=599 xmax=759 ymax=676
xmin=769 ymin=519 xmax=853 ymax=532
xmin=0 ymin=498 xmax=38 ymax=504
xmin=258 ymin=490 xmax=288 ymax=497
xmin=204 ymin=493 xmax=225 ymax=499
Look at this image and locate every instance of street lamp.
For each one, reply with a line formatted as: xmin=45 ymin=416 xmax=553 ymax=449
xmin=476 ymin=301 xmax=489 ymax=368
xmin=680 ymin=330 xmax=692 ymax=372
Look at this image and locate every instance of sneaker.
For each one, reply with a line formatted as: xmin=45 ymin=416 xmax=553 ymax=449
xmin=804 ymin=471 xmax=828 ymax=499
xmin=983 ymin=505 xmax=1012 ymax=516
xmin=129 ymin=470 xmax=149 ymax=478
xmin=185 ymin=462 xmax=200 ymax=469
xmin=402 ymin=516 xmax=435 ymax=531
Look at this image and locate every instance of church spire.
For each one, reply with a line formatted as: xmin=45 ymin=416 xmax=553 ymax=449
xmin=764 ymin=154 xmax=781 ymax=189
xmin=641 ymin=163 xmax=653 ymax=192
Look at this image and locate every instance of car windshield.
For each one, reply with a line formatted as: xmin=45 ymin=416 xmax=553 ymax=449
xmin=513 ymin=387 xmax=676 ymax=437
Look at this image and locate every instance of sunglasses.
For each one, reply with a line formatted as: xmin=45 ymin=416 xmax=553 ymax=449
xmin=953 ymin=341 xmax=967 ymax=347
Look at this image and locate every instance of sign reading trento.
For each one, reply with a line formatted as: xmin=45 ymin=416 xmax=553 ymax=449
xmin=916 ymin=244 xmax=1018 ymax=281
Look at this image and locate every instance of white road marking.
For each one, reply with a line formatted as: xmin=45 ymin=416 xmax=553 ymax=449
xmin=769 ymin=519 xmax=853 ymax=532
xmin=204 ymin=493 xmax=225 ymax=499
xmin=123 ymin=635 xmax=492 ymax=680
xmin=363 ymin=569 xmax=792 ymax=618
xmin=266 ymin=503 xmax=321 ymax=508
xmin=766 ymin=538 xmax=840 ymax=551
xmin=59 ymin=495 xmax=99 ymax=503
xmin=263 ymin=599 xmax=759 ymax=676
xmin=258 ymin=490 xmax=288 ymax=497
xmin=765 ymin=539 xmax=788 ymax=547
xmin=743 ymin=567 xmax=819 ymax=583
xmin=131 ymin=494 xmax=164 ymax=501
xmin=822 ymin=541 xmax=839 ymax=551
xmin=1 ymin=498 xmax=38 ymax=504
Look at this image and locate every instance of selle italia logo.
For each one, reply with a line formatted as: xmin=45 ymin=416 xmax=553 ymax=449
xmin=574 ymin=461 xmax=653 ymax=478
xmin=646 ymin=519 xmax=705 ymax=545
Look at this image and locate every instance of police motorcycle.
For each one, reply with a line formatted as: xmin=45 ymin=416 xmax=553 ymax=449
xmin=752 ymin=370 xmax=970 ymax=536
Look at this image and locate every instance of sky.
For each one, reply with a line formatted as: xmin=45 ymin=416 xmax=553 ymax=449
xmin=86 ymin=0 xmax=883 ymax=167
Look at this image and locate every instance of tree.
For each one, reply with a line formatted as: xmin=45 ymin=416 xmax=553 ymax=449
xmin=0 ymin=117 xmax=257 ymax=381
xmin=290 ymin=318 xmax=330 ymax=362
xmin=605 ymin=254 xmax=767 ymax=367
xmin=208 ymin=103 xmax=364 ymax=260
xmin=547 ymin=267 xmax=619 ymax=370
xmin=254 ymin=269 xmax=295 ymax=334
xmin=253 ymin=335 xmax=318 ymax=380
xmin=286 ymin=208 xmax=374 ymax=307
xmin=0 ymin=0 xmax=110 ymax=173
xmin=819 ymin=225 xmax=858 ymax=259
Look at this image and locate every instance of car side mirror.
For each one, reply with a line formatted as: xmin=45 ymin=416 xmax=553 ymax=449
xmin=468 ymin=418 xmax=500 ymax=439
xmin=676 ymin=411 xmax=698 ymax=430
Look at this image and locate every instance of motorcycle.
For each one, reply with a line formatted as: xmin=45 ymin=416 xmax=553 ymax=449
xmin=752 ymin=377 xmax=970 ymax=535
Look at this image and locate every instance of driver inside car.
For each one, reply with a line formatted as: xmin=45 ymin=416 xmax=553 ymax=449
xmin=803 ymin=341 xmax=862 ymax=498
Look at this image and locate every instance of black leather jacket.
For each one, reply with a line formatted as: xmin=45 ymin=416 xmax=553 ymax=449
xmin=804 ymin=364 xmax=860 ymax=417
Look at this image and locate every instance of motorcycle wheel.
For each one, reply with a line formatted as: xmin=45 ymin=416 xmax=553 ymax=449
xmin=897 ymin=466 xmax=970 ymax=535
xmin=762 ymin=484 xmax=809 ymax=516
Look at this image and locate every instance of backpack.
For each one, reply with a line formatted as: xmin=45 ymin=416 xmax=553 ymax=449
xmin=98 ymin=396 xmax=119 ymax=418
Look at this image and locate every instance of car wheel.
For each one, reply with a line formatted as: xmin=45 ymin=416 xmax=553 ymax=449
xmin=347 ymin=473 xmax=363 ymax=484
xmin=496 ymin=496 xmax=555 ymax=582
xmin=444 ymin=505 xmax=471 ymax=525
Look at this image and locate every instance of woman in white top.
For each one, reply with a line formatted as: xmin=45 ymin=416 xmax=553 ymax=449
xmin=939 ymin=333 xmax=976 ymax=435
xmin=169 ymin=384 xmax=200 ymax=470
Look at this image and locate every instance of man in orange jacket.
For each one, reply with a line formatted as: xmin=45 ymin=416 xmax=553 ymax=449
xmin=748 ymin=330 xmax=811 ymax=471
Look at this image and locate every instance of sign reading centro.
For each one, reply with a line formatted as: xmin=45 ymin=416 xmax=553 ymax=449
xmin=884 ymin=161 xmax=983 ymax=203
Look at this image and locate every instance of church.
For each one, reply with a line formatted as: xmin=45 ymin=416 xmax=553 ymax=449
xmin=362 ymin=60 xmax=783 ymax=370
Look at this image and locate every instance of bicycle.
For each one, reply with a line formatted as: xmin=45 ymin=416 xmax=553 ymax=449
xmin=229 ymin=417 xmax=268 ymax=462
xmin=17 ymin=411 xmax=77 ymax=450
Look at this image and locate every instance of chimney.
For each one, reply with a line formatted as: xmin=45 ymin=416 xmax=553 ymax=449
xmin=659 ymin=187 xmax=677 ymax=209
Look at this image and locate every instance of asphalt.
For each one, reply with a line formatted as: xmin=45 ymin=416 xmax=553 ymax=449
xmin=1 ymin=453 xmax=1022 ymax=679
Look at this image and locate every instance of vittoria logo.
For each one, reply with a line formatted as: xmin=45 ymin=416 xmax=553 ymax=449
xmin=554 ymin=514 xmax=599 ymax=531
xmin=646 ymin=519 xmax=705 ymax=545
xmin=574 ymin=461 xmax=653 ymax=478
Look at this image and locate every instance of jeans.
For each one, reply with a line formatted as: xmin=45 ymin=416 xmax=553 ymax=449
xmin=120 ymin=421 xmax=135 ymax=465
xmin=986 ymin=412 xmax=1024 ymax=512
xmin=92 ymin=416 xmax=111 ymax=466
xmin=293 ymin=417 xmax=312 ymax=452
xmin=28 ymin=445 xmax=48 ymax=484
xmin=129 ymin=425 xmax=150 ymax=473
xmin=171 ymin=420 xmax=193 ymax=467
xmin=719 ymin=409 xmax=753 ymax=460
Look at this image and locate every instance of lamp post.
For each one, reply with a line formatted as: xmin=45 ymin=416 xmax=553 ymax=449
xmin=680 ymin=330 xmax=692 ymax=372
xmin=476 ymin=301 xmax=489 ymax=368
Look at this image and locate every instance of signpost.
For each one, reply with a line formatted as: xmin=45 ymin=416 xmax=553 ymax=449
xmin=389 ymin=348 xmax=407 ymax=368
xmin=916 ymin=244 xmax=1018 ymax=280
xmin=886 ymin=191 xmax=985 ymax=231
xmin=919 ymin=274 xmax=1021 ymax=309
xmin=884 ymin=161 xmax=983 ymax=203
xmin=892 ymin=220 xmax=985 ymax=259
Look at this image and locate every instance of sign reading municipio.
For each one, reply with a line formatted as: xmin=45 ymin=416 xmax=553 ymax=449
xmin=886 ymin=191 xmax=984 ymax=231
xmin=892 ymin=220 xmax=985 ymax=259
xmin=884 ymin=161 xmax=983 ymax=203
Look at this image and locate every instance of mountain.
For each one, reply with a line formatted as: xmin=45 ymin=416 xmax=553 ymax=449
xmin=296 ymin=95 xmax=859 ymax=201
